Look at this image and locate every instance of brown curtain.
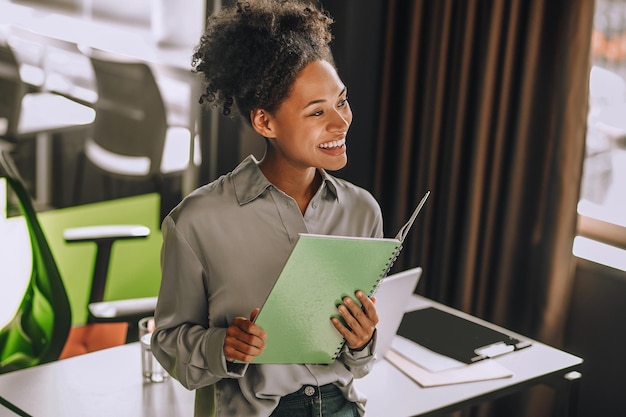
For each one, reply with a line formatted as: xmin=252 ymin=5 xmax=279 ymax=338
xmin=373 ymin=0 xmax=593 ymax=415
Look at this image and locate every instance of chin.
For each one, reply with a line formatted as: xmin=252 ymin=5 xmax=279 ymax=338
xmin=323 ymin=157 xmax=348 ymax=172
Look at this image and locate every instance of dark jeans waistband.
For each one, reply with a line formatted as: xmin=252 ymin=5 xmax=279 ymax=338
xmin=283 ymin=383 xmax=341 ymax=400
xmin=271 ymin=384 xmax=358 ymax=417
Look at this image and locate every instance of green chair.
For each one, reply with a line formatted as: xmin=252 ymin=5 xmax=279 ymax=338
xmin=0 ymin=148 xmax=71 ymax=372
xmin=0 ymin=147 xmax=156 ymax=373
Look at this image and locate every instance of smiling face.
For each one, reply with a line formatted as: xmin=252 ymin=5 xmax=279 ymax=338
xmin=252 ymin=60 xmax=352 ymax=173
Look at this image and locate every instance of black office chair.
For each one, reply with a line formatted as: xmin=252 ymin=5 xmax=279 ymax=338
xmin=74 ymin=49 xmax=199 ymax=221
xmin=0 ymin=147 xmax=155 ymax=373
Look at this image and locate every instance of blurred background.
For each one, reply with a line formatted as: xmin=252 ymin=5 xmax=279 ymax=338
xmin=1 ymin=0 xmax=626 ymax=416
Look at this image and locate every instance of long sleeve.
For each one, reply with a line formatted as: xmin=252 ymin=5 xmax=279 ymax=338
xmin=148 ymin=156 xmax=386 ymax=416
xmin=151 ymin=216 xmax=247 ymax=390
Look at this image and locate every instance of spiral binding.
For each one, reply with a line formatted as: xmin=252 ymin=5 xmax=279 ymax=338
xmin=331 ymin=243 xmax=404 ymax=360
xmin=333 ymin=343 xmax=344 ymax=358
xmin=367 ymin=244 xmax=403 ymax=296
xmin=328 ymin=193 xmax=430 ymax=361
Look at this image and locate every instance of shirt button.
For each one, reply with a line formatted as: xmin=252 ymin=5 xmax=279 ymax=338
xmin=311 ymin=201 xmax=318 ymax=209
xmin=304 ymin=386 xmax=316 ymax=396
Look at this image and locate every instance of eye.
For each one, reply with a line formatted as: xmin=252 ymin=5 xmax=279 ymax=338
xmin=309 ymin=109 xmax=324 ymax=117
xmin=338 ymin=97 xmax=349 ymax=108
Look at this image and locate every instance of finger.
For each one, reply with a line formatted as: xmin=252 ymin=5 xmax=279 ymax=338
xmin=355 ymin=291 xmax=379 ymax=325
xmin=341 ymin=295 xmax=374 ymax=328
xmin=227 ymin=322 xmax=267 ymax=348
xmin=223 ymin=340 xmax=264 ymax=363
xmin=224 ymin=325 xmax=267 ymax=362
xmin=232 ymin=316 xmax=268 ymax=340
xmin=340 ymin=297 xmax=364 ymax=327
xmin=227 ymin=332 xmax=266 ymax=351
xmin=335 ymin=304 xmax=367 ymax=345
xmin=338 ymin=303 xmax=371 ymax=339
xmin=224 ymin=332 xmax=266 ymax=353
xmin=249 ymin=308 xmax=261 ymax=322
xmin=330 ymin=316 xmax=353 ymax=340
xmin=337 ymin=297 xmax=376 ymax=348
xmin=330 ymin=314 xmax=369 ymax=350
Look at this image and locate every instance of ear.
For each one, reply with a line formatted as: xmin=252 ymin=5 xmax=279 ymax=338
xmin=250 ymin=109 xmax=273 ymax=138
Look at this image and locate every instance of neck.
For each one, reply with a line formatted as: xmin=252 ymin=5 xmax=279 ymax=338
xmin=258 ymin=156 xmax=321 ymax=215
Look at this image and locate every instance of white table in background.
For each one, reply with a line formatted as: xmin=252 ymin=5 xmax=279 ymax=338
xmin=0 ymin=1 xmax=202 ymax=205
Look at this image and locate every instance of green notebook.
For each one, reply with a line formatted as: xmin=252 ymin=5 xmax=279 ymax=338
xmin=250 ymin=191 xmax=430 ymax=364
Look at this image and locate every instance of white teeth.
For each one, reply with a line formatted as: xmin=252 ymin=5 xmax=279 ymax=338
xmin=319 ymin=139 xmax=346 ymax=149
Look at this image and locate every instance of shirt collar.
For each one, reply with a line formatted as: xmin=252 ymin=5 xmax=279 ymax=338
xmin=319 ymin=169 xmax=340 ymax=201
xmin=232 ymin=155 xmax=340 ymax=205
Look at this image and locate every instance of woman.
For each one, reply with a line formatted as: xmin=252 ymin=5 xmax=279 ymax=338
xmin=151 ymin=1 xmax=383 ymax=416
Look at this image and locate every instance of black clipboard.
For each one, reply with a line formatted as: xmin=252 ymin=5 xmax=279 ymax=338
xmin=396 ymin=307 xmax=532 ymax=363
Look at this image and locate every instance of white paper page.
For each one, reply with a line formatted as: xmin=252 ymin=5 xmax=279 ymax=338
xmin=385 ymin=349 xmax=513 ymax=387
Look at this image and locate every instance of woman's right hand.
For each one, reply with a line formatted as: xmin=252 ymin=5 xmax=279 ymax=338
xmin=223 ymin=308 xmax=267 ymax=362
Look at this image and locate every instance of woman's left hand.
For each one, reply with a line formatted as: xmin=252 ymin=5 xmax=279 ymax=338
xmin=331 ymin=290 xmax=378 ymax=351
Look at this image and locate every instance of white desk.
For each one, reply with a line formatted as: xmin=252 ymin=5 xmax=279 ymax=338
xmin=356 ymin=296 xmax=583 ymax=417
xmin=0 ymin=343 xmax=194 ymax=417
xmin=0 ymin=296 xmax=582 ymax=417
xmin=0 ymin=1 xmax=202 ymax=204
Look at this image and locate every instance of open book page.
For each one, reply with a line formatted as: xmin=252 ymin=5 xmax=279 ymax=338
xmin=395 ymin=191 xmax=430 ymax=242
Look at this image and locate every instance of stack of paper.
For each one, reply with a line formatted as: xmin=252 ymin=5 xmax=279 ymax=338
xmin=385 ymin=335 xmax=513 ymax=387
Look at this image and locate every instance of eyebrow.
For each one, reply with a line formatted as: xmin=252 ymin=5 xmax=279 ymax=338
xmin=302 ymin=87 xmax=347 ymax=110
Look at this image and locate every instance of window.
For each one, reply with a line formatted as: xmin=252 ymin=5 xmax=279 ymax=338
xmin=576 ymin=0 xmax=626 ymax=270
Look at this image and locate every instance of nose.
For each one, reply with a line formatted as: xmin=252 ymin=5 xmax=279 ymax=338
xmin=328 ymin=106 xmax=352 ymax=133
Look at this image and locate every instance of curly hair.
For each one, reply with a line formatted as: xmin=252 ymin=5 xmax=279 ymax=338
xmin=192 ymin=0 xmax=335 ymax=121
